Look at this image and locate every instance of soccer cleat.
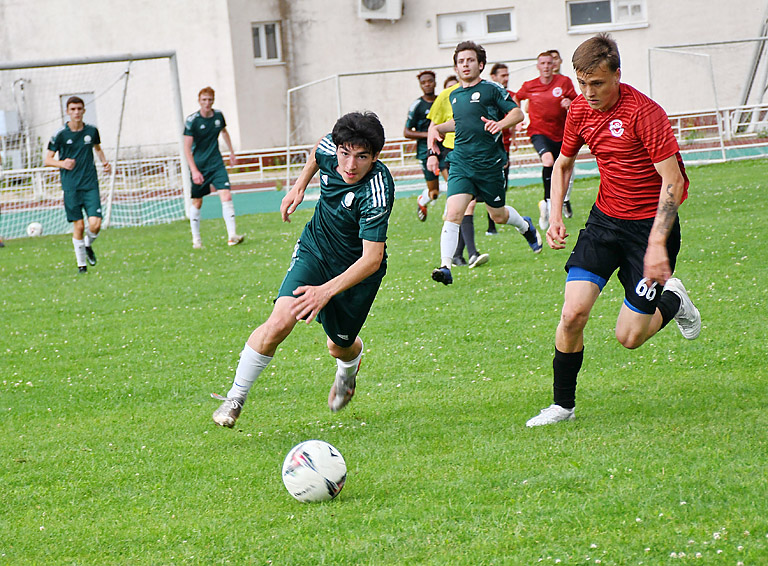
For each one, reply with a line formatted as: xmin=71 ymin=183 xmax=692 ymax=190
xmin=328 ymin=365 xmax=359 ymax=412
xmin=452 ymin=256 xmax=468 ymax=267
xmin=663 ymin=278 xmax=701 ymax=339
xmin=521 ymin=216 xmax=543 ymax=254
xmin=563 ymin=200 xmax=574 ymax=218
xmin=78 ymin=266 xmax=87 ymax=274
xmin=192 ymin=238 xmax=203 ymax=249
xmin=85 ymin=246 xmax=96 ymax=266
xmin=485 ymin=229 xmax=499 ymax=236
xmin=526 ymin=404 xmax=575 ymax=427
xmin=468 ymin=253 xmax=489 ymax=269
xmin=211 ymin=393 xmax=244 ymax=427
xmin=417 ymin=203 xmax=428 ymax=222
xmin=228 ymin=234 xmax=244 ymax=246
xmin=431 ymin=266 xmax=453 ymax=285
xmin=538 ymin=200 xmax=549 ymax=231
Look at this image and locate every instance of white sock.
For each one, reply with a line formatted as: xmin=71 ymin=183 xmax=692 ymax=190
xmin=546 ymin=199 xmax=551 ymax=215
xmin=84 ymin=228 xmax=98 ymax=247
xmin=440 ymin=221 xmax=460 ymax=267
xmin=565 ymin=176 xmax=574 ymax=201
xmin=72 ymin=238 xmax=87 ymax=267
xmin=221 ymin=200 xmax=237 ymax=238
xmin=189 ymin=205 xmax=201 ymax=241
xmin=337 ymin=338 xmax=363 ymax=379
xmin=504 ymin=205 xmax=527 ymax=232
xmin=417 ymin=189 xmax=430 ymax=207
xmin=227 ymin=344 xmax=272 ymax=401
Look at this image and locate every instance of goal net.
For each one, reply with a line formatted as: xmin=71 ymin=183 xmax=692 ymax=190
xmin=0 ymin=52 xmax=188 ymax=240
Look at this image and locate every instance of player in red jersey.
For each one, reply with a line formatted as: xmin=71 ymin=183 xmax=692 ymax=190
xmin=526 ymin=34 xmax=701 ymax=427
xmin=514 ymin=52 xmax=578 ymax=231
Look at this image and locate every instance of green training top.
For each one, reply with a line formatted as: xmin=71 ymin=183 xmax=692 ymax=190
xmin=47 ymin=123 xmax=102 ymax=192
xmin=183 ymin=109 xmax=227 ymax=171
xmin=449 ymin=79 xmax=517 ymax=170
xmin=299 ymin=134 xmax=395 ymax=282
xmin=404 ymin=97 xmax=433 ymax=160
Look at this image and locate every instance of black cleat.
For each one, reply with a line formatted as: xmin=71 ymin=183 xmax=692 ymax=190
xmin=78 ymin=266 xmax=88 ymax=273
xmin=85 ymin=246 xmax=96 ymax=266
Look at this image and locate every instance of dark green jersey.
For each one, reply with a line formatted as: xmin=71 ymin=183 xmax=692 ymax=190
xmin=299 ymin=134 xmax=395 ymax=281
xmin=405 ymin=96 xmax=433 ymax=160
xmin=47 ymin=123 xmax=101 ymax=192
xmin=183 ymin=109 xmax=226 ymax=170
xmin=449 ymin=79 xmax=517 ymax=170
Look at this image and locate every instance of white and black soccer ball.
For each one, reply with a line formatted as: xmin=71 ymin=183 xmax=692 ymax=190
xmin=281 ymin=440 xmax=347 ymax=502
xmin=26 ymin=222 xmax=43 ymax=237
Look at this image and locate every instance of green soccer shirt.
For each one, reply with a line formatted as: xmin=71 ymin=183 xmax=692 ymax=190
xmin=183 ymin=109 xmax=227 ymax=171
xmin=449 ymin=79 xmax=517 ymax=171
xmin=404 ymin=97 xmax=433 ymax=160
xmin=47 ymin=123 xmax=101 ymax=192
xmin=299 ymin=134 xmax=395 ymax=281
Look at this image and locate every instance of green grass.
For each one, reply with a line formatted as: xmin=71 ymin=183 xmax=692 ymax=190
xmin=2 ymin=159 xmax=767 ymax=565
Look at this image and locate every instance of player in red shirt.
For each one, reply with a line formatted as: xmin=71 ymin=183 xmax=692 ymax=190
xmin=515 ymin=52 xmax=578 ymax=231
xmin=526 ymin=34 xmax=701 ymax=427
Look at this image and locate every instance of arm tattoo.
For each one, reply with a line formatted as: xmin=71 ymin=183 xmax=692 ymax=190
xmin=653 ymin=183 xmax=679 ymax=237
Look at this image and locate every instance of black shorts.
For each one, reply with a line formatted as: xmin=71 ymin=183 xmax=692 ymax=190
xmin=565 ymin=205 xmax=681 ymax=314
xmin=421 ymin=145 xmax=451 ymax=182
xmin=530 ymin=135 xmax=562 ymax=160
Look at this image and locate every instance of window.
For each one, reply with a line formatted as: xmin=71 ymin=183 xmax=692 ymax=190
xmin=437 ymin=9 xmax=517 ymax=47
xmin=566 ymin=0 xmax=647 ymax=33
xmin=252 ymin=21 xmax=281 ymax=63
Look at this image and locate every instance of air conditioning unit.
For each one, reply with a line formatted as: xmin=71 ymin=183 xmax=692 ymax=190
xmin=358 ymin=0 xmax=403 ymax=21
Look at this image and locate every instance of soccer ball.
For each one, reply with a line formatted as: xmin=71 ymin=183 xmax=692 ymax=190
xmin=281 ymin=440 xmax=347 ymax=502
xmin=26 ymin=222 xmax=43 ymax=237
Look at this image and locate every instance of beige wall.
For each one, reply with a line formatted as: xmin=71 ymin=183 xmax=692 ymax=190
xmin=1 ymin=0 xmax=766 ymax=151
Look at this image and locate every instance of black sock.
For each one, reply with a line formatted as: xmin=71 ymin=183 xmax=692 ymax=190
xmin=657 ymin=289 xmax=682 ymax=330
xmin=487 ymin=212 xmax=496 ymax=232
xmin=542 ymin=166 xmax=553 ymax=201
xmin=453 ymin=231 xmax=466 ymax=259
xmin=460 ymin=214 xmax=477 ymax=258
xmin=553 ymin=348 xmax=583 ymax=410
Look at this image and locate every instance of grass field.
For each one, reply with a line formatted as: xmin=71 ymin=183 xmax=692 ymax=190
xmin=2 ymin=159 xmax=767 ymax=565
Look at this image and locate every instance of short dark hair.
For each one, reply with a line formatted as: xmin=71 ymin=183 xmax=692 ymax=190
xmin=66 ymin=96 xmax=84 ymax=108
xmin=417 ymin=70 xmax=435 ymax=80
xmin=332 ymin=111 xmax=385 ymax=156
xmin=572 ymin=33 xmax=620 ymax=74
xmin=549 ymin=49 xmax=561 ymax=57
xmin=443 ymin=75 xmax=458 ymax=88
xmin=490 ymin=63 xmax=508 ymax=76
xmin=453 ymin=41 xmax=487 ymax=67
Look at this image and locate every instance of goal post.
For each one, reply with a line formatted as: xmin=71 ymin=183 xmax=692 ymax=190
xmin=0 ymin=51 xmax=190 ymax=240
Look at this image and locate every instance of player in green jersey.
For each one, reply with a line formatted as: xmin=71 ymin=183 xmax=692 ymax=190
xmin=45 ymin=96 xmax=111 ymax=273
xmin=404 ymin=70 xmax=438 ymax=221
xmin=211 ymin=112 xmax=395 ymax=428
xmin=429 ymin=41 xmax=542 ymax=286
xmin=183 ymin=86 xmax=243 ymax=249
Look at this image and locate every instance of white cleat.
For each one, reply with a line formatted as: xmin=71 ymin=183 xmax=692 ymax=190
xmin=328 ymin=366 xmax=358 ymax=413
xmin=526 ymin=404 xmax=575 ymax=427
xmin=211 ymin=393 xmax=243 ymax=427
xmin=192 ymin=238 xmax=203 ymax=249
xmin=228 ymin=234 xmax=244 ymax=246
xmin=664 ymin=278 xmax=701 ymax=339
xmin=468 ymin=253 xmax=490 ymax=269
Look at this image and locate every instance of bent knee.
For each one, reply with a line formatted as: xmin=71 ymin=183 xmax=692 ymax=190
xmin=615 ymin=328 xmax=647 ymax=350
xmin=560 ymin=307 xmax=589 ymax=334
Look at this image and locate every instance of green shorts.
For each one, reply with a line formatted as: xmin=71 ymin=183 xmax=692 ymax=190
xmin=446 ymin=162 xmax=507 ymax=208
xmin=191 ymin=165 xmax=231 ymax=198
xmin=277 ymin=240 xmax=383 ymax=348
xmin=63 ymin=188 xmax=102 ymax=222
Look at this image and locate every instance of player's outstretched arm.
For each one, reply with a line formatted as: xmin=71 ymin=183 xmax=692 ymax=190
xmin=221 ymin=128 xmax=238 ymax=166
xmin=291 ymin=240 xmax=385 ymax=323
xmin=482 ymin=107 xmax=524 ymax=135
xmin=426 ymin=122 xmax=444 ymax=154
xmin=547 ymin=153 xmax=576 ymax=249
xmin=644 ymin=155 xmax=685 ymax=285
xmin=281 ymin=141 xmax=320 ymax=222
xmin=94 ymin=144 xmax=111 ymax=174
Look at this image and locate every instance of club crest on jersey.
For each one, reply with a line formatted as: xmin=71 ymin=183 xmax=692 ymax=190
xmin=343 ymin=192 xmax=355 ymax=209
xmin=84 ymin=135 xmax=92 ymax=144
xmin=552 ymin=86 xmax=563 ymax=97
xmin=215 ymin=119 xmax=221 ymax=127
xmin=609 ymin=119 xmax=624 ymax=137
xmin=471 ymin=92 xmax=481 ymax=103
